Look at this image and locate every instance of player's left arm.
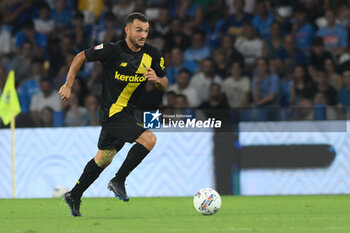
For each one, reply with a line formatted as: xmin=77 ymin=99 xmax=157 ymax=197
xmin=147 ymin=48 xmax=168 ymax=90
xmin=146 ymin=68 xmax=168 ymax=90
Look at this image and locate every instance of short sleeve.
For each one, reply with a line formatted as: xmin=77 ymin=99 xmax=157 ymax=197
xmin=242 ymin=77 xmax=250 ymax=92
xmin=150 ymin=47 xmax=167 ymax=77
xmin=84 ymin=43 xmax=112 ymax=62
xmin=36 ymin=33 xmax=47 ymax=48
xmin=15 ymin=31 xmax=25 ymax=48
xmin=268 ymin=75 xmax=280 ymax=95
xmin=315 ymin=28 xmax=323 ymax=37
xmin=339 ymin=27 xmax=348 ymax=47
xmin=30 ymin=94 xmax=39 ymax=111
xmin=251 ymin=80 xmax=256 ymax=92
xmin=220 ymin=20 xmax=229 ymax=34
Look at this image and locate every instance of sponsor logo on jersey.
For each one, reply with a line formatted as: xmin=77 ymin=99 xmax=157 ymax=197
xmin=114 ymin=71 xmax=147 ymax=82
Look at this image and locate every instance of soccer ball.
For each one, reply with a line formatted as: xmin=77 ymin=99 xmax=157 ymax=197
xmin=193 ymin=188 xmax=221 ymax=215
xmin=52 ymin=185 xmax=69 ymax=198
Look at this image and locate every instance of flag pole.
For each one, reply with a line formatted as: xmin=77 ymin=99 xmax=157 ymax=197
xmin=0 ymin=70 xmax=20 ymax=198
xmin=11 ymin=112 xmax=16 ymax=198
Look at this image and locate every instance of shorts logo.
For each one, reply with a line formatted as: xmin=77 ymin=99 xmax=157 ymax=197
xmin=143 ymin=110 xmax=161 ymax=129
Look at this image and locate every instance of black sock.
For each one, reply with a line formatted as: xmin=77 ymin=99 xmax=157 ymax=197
xmin=71 ymin=158 xmax=104 ymax=199
xmin=115 ymin=143 xmax=150 ymax=182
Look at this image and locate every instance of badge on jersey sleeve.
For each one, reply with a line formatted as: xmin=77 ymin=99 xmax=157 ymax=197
xmin=160 ymin=57 xmax=165 ymax=70
xmin=94 ymin=43 xmax=104 ymax=50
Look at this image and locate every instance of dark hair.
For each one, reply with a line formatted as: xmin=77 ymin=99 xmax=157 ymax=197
xmin=126 ymin=12 xmax=148 ymax=24
xmin=294 ymin=64 xmax=311 ymax=84
xmin=61 ymin=32 xmax=74 ymax=42
xmin=325 ymin=9 xmax=335 ymax=14
xmin=257 ymin=57 xmax=269 ymax=66
xmin=176 ymin=94 xmax=187 ymax=100
xmin=294 ymin=6 xmax=306 ymax=15
xmin=341 ymin=60 xmax=350 ymax=74
xmin=324 ymin=57 xmax=337 ymax=69
xmin=166 ymin=90 xmax=177 ymax=96
xmin=178 ymin=68 xmax=191 ymax=76
xmin=105 ymin=12 xmax=116 ymax=22
xmin=171 ymin=47 xmax=183 ymax=53
xmin=31 ymin=57 xmax=44 ymax=65
xmin=316 ymin=68 xmax=327 ymax=74
xmin=342 ymin=68 xmax=350 ymax=74
xmin=73 ymin=11 xmax=84 ymax=20
xmin=270 ymin=21 xmax=282 ymax=30
xmin=23 ymin=39 xmax=34 ymax=47
xmin=202 ymin=58 xmax=214 ymax=64
xmin=171 ymin=17 xmax=183 ymax=24
xmin=243 ymin=22 xmax=254 ymax=28
xmin=312 ymin=37 xmax=324 ymax=46
xmin=39 ymin=2 xmax=50 ymax=11
xmin=23 ymin=20 xmax=34 ymax=30
xmin=231 ymin=61 xmax=244 ymax=70
xmin=42 ymin=106 xmax=54 ymax=113
xmin=222 ymin=34 xmax=236 ymax=43
xmin=84 ymin=93 xmax=99 ymax=102
xmin=192 ymin=29 xmax=205 ymax=38
xmin=40 ymin=78 xmax=52 ymax=84
xmin=210 ymin=83 xmax=221 ymax=90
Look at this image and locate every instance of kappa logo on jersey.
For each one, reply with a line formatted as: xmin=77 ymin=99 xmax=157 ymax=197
xmin=94 ymin=43 xmax=103 ymax=50
xmin=120 ymin=62 xmax=128 ymax=67
xmin=143 ymin=110 xmax=161 ymax=129
xmin=114 ymin=71 xmax=147 ymax=82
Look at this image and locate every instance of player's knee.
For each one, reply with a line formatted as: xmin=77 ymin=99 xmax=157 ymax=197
xmin=137 ymin=131 xmax=156 ymax=151
xmin=100 ymin=160 xmax=112 ymax=168
xmin=144 ymin=132 xmax=156 ymax=150
xmin=94 ymin=149 xmax=117 ymax=168
xmin=148 ymin=132 xmax=157 ymax=148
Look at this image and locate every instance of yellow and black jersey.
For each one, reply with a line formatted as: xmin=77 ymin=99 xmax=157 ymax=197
xmin=84 ymin=40 xmax=166 ymax=122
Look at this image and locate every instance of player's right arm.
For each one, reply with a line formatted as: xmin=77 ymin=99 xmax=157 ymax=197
xmin=59 ymin=43 xmax=111 ymax=100
xmin=58 ymin=51 xmax=87 ymax=101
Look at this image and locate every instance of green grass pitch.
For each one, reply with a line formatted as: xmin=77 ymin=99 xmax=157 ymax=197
xmin=1 ymin=195 xmax=350 ymax=233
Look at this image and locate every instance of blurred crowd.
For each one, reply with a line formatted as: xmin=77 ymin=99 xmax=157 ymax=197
xmin=1 ymin=0 xmax=350 ymax=128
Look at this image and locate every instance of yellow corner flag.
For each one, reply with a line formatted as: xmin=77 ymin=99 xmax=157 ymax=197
xmin=0 ymin=71 xmax=21 ymax=125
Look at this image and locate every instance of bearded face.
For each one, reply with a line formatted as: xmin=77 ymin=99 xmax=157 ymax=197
xmin=125 ymin=19 xmax=149 ymax=49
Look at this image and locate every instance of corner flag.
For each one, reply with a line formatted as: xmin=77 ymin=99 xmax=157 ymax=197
xmin=0 ymin=71 xmax=21 ymax=125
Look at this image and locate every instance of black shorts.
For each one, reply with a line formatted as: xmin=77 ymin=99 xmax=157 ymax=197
xmin=97 ymin=110 xmax=146 ymax=150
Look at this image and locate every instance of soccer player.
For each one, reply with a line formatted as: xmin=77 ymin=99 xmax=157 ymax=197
xmin=58 ymin=12 xmax=168 ymax=217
